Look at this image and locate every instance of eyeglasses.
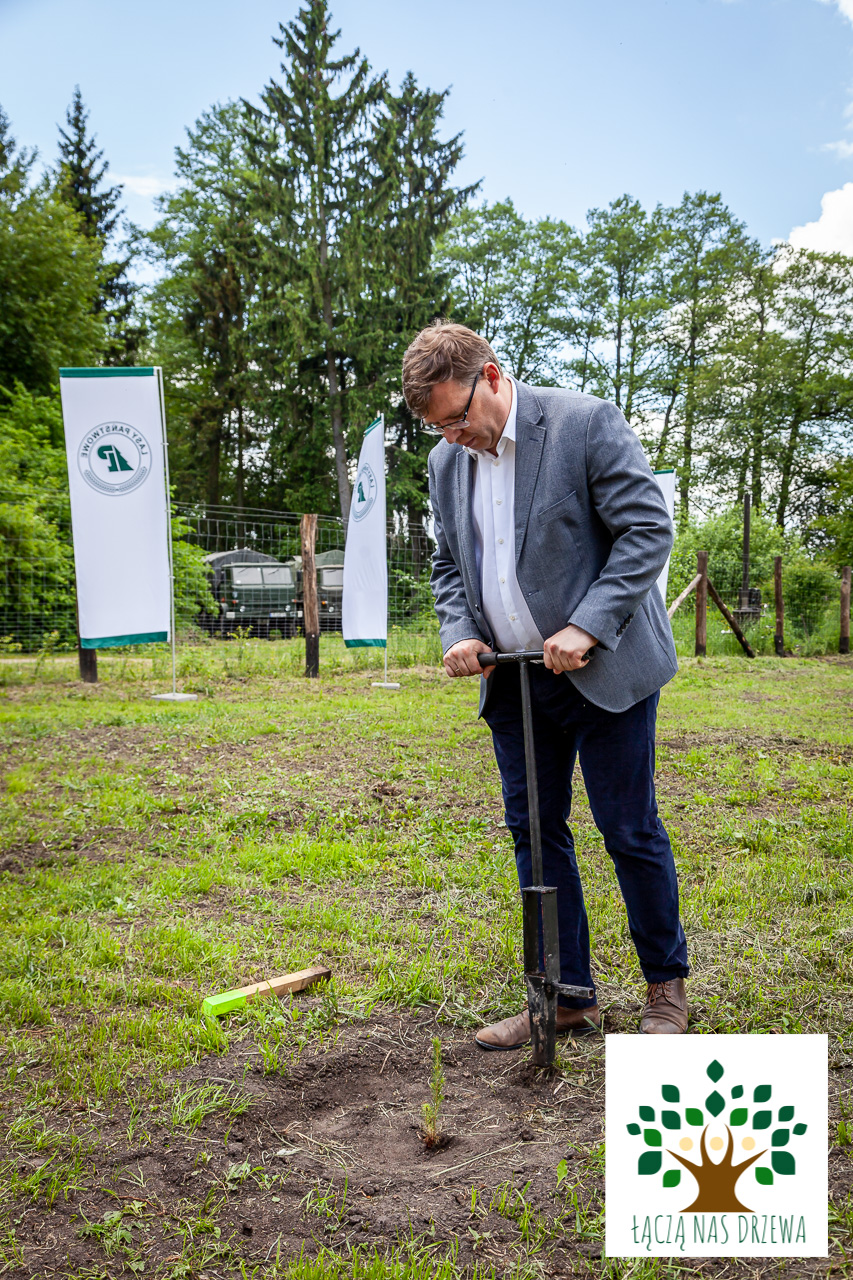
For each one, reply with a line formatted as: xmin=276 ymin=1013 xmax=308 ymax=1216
xmin=420 ymin=374 xmax=481 ymax=436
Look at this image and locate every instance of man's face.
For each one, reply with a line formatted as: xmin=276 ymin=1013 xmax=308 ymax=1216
xmin=422 ymin=364 xmax=508 ymax=452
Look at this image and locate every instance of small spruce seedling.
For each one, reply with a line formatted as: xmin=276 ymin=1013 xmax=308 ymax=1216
xmin=420 ymin=1036 xmax=445 ymax=1148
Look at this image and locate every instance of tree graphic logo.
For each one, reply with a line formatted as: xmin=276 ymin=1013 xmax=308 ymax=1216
xmin=351 ymin=462 xmax=377 ymax=522
xmin=627 ymin=1057 xmax=806 ymax=1213
xmin=78 ymin=422 xmax=151 ymax=496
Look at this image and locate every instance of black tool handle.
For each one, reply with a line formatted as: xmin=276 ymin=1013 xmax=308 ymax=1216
xmin=477 ymin=650 xmax=544 ymax=666
xmin=478 ymin=648 xmax=594 ymax=668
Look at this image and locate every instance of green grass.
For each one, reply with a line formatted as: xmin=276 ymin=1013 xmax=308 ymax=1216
xmin=0 ymin=648 xmax=851 ymax=1277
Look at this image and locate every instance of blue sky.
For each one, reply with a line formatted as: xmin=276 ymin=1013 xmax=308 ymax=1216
xmin=2 ymin=0 xmax=853 ymax=252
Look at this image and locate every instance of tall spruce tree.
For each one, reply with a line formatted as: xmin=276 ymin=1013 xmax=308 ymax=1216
xmin=358 ymin=73 xmax=474 ymax=562
xmin=244 ymin=2 xmax=386 ymax=520
xmin=56 ymin=87 xmax=142 ymax=364
xmin=147 ymin=102 xmax=259 ymax=507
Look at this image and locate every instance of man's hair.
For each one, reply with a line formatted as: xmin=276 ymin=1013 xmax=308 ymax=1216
xmin=402 ymin=320 xmax=501 ymax=418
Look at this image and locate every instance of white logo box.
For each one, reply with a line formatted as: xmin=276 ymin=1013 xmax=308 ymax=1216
xmin=605 ymin=1034 xmax=827 ymax=1258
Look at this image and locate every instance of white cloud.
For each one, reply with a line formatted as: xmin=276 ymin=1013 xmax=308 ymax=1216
xmin=112 ymin=174 xmax=170 ymax=199
xmin=789 ymin=182 xmax=853 ymax=254
xmin=819 ymin=0 xmax=853 ymax=27
xmin=823 ymin=138 xmax=853 ymax=157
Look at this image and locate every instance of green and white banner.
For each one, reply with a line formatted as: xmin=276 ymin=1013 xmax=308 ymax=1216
xmin=59 ymin=367 xmax=172 ymax=649
xmin=343 ymin=415 xmax=387 ymax=649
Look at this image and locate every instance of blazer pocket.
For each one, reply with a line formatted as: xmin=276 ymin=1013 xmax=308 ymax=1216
xmin=538 ymin=490 xmax=579 ymax=523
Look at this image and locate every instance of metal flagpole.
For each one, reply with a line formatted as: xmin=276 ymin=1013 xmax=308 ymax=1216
xmin=371 ymin=414 xmax=399 ymax=691
xmin=152 ymin=367 xmax=197 ymax=703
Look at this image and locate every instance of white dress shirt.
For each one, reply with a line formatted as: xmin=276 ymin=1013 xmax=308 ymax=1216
xmin=465 ymin=378 xmax=545 ymax=654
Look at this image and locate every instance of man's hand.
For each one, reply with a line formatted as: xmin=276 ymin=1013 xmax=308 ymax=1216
xmin=543 ymin=624 xmax=598 ymax=673
xmin=443 ymin=638 xmax=495 ymax=679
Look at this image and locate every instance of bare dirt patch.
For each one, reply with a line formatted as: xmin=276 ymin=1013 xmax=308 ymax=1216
xmin=8 ymin=1010 xmax=852 ymax=1279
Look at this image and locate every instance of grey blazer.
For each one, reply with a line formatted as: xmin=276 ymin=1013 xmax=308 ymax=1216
xmin=427 ymin=381 xmax=678 ymax=715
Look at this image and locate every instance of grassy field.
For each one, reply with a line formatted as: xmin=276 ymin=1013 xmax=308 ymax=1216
xmin=0 ymin=646 xmax=851 ymax=1279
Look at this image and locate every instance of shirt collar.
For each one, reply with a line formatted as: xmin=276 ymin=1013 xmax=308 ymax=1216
xmin=464 ymin=376 xmax=516 ymax=458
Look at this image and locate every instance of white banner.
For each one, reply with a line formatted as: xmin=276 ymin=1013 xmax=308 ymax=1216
xmin=59 ymin=367 xmax=172 ymax=648
xmin=654 ymin=468 xmax=677 ymax=604
xmin=343 ymin=416 xmax=387 ymax=649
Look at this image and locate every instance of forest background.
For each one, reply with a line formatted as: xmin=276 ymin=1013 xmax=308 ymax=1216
xmin=2 ymin=0 xmax=852 ymax=649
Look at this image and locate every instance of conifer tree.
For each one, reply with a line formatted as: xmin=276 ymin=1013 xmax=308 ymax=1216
xmin=244 ymin=2 xmax=386 ymax=520
xmin=359 ymin=73 xmax=474 ymax=561
xmin=56 ymin=87 xmax=142 ymax=364
xmin=0 ymin=104 xmax=105 ymax=393
xmin=147 ymin=102 xmax=259 ymax=507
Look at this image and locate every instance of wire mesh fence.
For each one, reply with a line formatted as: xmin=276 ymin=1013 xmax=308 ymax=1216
xmin=0 ymin=497 xmax=847 ymax=662
xmin=0 ymin=502 xmax=441 ymax=666
xmin=666 ymin=547 xmax=845 ymax=656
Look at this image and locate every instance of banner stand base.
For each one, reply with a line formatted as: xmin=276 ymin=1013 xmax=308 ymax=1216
xmin=371 ymin=681 xmax=400 ymax=690
xmin=151 ymin=692 xmax=198 ymax=702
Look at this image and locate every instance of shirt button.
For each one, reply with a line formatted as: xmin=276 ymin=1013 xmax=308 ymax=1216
xmin=495 ymin=498 xmax=502 ymax=505
xmin=509 ymin=614 xmax=517 ymax=621
xmin=498 ymin=538 xmax=504 ymax=545
xmin=500 ymin=577 xmax=506 ymax=584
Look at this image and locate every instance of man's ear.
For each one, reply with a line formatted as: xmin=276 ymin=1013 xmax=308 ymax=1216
xmin=483 ymin=361 xmax=502 ymax=391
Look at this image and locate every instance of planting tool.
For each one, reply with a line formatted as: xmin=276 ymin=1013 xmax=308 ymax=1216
xmin=202 ymin=964 xmax=331 ymax=1018
xmin=479 ymin=651 xmax=594 ymax=1067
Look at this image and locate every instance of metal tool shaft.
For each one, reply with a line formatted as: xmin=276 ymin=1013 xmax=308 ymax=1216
xmin=478 ymin=650 xmax=593 ymax=1067
xmin=517 ymin=657 xmax=543 ymax=888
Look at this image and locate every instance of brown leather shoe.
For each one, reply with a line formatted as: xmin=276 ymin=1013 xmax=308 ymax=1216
xmin=640 ymin=979 xmax=688 ymax=1034
xmin=474 ymin=1004 xmax=600 ymax=1051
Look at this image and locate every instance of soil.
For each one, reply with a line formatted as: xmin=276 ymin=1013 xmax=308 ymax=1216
xmin=7 ymin=1008 xmax=851 ymax=1278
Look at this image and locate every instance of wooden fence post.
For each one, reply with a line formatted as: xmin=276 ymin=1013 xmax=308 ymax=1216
xmin=301 ymin=514 xmax=320 ymax=678
xmin=707 ymin=580 xmax=756 ymax=658
xmin=774 ymin=555 xmax=786 ymax=657
xmin=78 ymin=644 xmax=98 ymax=683
xmin=75 ymin=597 xmax=97 ymax=683
xmin=841 ymin=566 xmax=851 ymax=656
xmin=695 ymin=551 xmax=708 ymax=657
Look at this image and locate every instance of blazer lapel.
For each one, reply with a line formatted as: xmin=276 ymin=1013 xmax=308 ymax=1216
xmin=514 ymin=382 xmax=546 ymax=562
xmin=455 ymin=447 xmax=477 ymax=593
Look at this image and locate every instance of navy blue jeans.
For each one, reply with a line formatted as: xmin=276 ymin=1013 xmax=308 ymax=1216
xmin=483 ymin=663 xmax=689 ymax=1008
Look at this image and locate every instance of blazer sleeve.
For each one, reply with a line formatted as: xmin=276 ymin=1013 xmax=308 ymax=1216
xmin=567 ymin=399 xmax=673 ymax=651
xmin=428 ymin=451 xmax=489 ymax=654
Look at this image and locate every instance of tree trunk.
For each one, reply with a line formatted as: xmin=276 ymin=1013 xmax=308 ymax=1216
xmin=317 ymin=223 xmax=351 ymax=522
xmin=655 ymin=382 xmax=679 ymax=469
xmin=776 ymin=413 xmax=804 ymax=530
xmin=668 ymin=1128 xmax=765 ymax=1215
xmin=236 ymin=401 xmax=245 ymax=511
xmin=207 ymin=417 xmax=221 ymax=507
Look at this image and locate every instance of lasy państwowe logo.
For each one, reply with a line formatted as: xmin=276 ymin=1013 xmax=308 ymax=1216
xmin=78 ymin=421 xmax=151 ymax=496
xmin=605 ymin=1035 xmax=827 ymax=1258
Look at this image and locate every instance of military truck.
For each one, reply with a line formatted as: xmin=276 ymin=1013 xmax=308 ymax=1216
xmin=292 ymin=548 xmax=346 ymax=633
xmin=201 ymin=548 xmax=298 ymax=638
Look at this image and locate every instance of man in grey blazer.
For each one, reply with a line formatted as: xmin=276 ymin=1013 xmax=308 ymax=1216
xmin=402 ymin=320 xmax=689 ymax=1047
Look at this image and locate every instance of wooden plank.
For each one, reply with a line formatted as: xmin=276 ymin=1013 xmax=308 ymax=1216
xmin=707 ymin=579 xmax=756 ymax=658
xmin=667 ymin=573 xmax=701 ymax=620
xmin=202 ymin=964 xmax=332 ymax=1018
xmin=695 ymin=552 xmax=708 ymax=657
